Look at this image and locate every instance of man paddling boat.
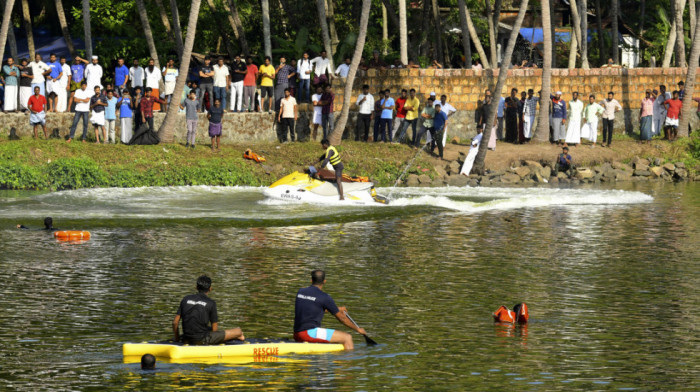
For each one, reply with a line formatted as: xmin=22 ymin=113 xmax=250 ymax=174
xmin=293 ymin=270 xmax=366 ymax=350
xmin=173 ymin=275 xmax=244 ymax=345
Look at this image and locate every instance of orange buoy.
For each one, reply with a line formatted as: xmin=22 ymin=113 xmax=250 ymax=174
xmin=54 ymin=231 xmax=91 ymax=241
xmin=493 ymin=303 xmax=529 ymax=324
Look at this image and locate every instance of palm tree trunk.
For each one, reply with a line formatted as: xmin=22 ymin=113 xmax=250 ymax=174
xmin=639 ymin=0 xmax=645 ymax=62
xmin=7 ymin=9 xmax=16 ymax=59
xmin=159 ymin=0 xmax=202 ymax=143
xmin=382 ymin=3 xmax=388 ymax=55
xmin=328 ymin=0 xmax=371 ymax=145
xmin=380 ymin=0 xmax=417 ymax=60
xmin=55 ymin=0 xmax=76 ymax=58
xmin=663 ymin=18 xmax=678 ymax=67
xmin=485 ymin=0 xmax=497 ymax=66
xmin=204 ymin=0 xmax=236 ymax=58
xmin=457 ymin=0 xmax=472 ymax=68
xmin=0 ymin=0 xmax=16 ymax=65
xmin=326 ymin=0 xmax=339 ymax=55
xmin=170 ymin=0 xmax=185 ymax=57
xmin=431 ymin=0 xmax=444 ymax=63
xmin=580 ymin=0 xmax=590 ymax=68
xmin=678 ymin=7 xmax=700 ymax=137
xmin=611 ymin=0 xmax=619 ymax=63
xmin=420 ymin=0 xmax=430 ymax=57
xmin=568 ymin=0 xmax=582 ymax=69
xmin=674 ymin=0 xmax=687 ymax=67
xmin=493 ymin=0 xmax=503 ymax=64
xmin=135 ymin=0 xmax=160 ymax=68
xmin=153 ymin=0 xmax=176 ymax=44
xmin=536 ymin=0 xmax=553 ymax=142
xmin=399 ymin=0 xmax=408 ymax=64
xmin=690 ymin=0 xmax=696 ymax=42
xmin=471 ymin=0 xmax=530 ymax=175
xmin=461 ymin=1 xmax=490 ymax=68
xmin=595 ymin=0 xmax=604 ymax=65
xmin=21 ymin=0 xmax=34 ymax=59
xmin=550 ymin=0 xmax=556 ymax=67
xmin=225 ymin=0 xmax=250 ymax=56
xmin=316 ymin=0 xmax=334 ymax=69
xmin=262 ymin=0 xmax=272 ymax=58
xmin=81 ymin=0 xmax=92 ymax=58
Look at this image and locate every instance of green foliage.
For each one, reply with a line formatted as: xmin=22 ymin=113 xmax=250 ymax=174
xmin=0 ymin=162 xmax=48 ymax=190
xmin=47 ymin=157 xmax=109 ymax=190
xmin=688 ymin=131 xmax=700 ymax=160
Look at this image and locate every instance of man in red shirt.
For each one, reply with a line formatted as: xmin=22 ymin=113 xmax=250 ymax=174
xmin=140 ymin=87 xmax=166 ymax=130
xmin=242 ymin=56 xmax=258 ymax=112
xmin=27 ymin=86 xmax=48 ymax=139
xmin=392 ymin=89 xmax=408 ymax=142
xmin=664 ymin=90 xmax=683 ymax=141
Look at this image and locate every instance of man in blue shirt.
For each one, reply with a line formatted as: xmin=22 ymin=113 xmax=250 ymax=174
xmin=294 ymin=270 xmax=366 ymax=350
xmin=556 ymin=146 xmax=573 ymax=177
xmin=46 ymin=53 xmax=63 ymax=112
xmin=431 ymin=104 xmax=448 ymax=159
xmin=377 ymin=89 xmax=395 ymax=142
xmin=68 ymin=58 xmax=85 ymax=110
xmin=114 ymin=57 xmax=129 ymax=97
xmin=3 ymin=57 xmax=20 ymax=111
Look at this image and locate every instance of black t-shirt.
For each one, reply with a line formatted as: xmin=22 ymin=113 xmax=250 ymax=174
xmin=293 ymin=285 xmax=340 ymax=333
xmin=209 ymin=106 xmax=224 ymax=123
xmin=20 ymin=66 xmax=32 ymax=87
xmin=199 ymin=65 xmax=213 ymax=84
xmin=176 ymin=292 xmax=218 ymax=341
xmin=230 ymin=61 xmax=247 ymax=83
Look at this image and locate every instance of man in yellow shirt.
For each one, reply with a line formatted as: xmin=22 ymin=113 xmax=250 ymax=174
xmin=258 ymin=56 xmax=276 ymax=113
xmin=396 ymin=88 xmax=421 ymax=145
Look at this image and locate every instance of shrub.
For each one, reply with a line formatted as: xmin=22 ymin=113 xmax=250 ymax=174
xmin=47 ymin=157 xmax=108 ymax=190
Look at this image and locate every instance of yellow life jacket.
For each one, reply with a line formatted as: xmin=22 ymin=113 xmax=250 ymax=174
xmin=326 ymin=146 xmax=341 ymax=166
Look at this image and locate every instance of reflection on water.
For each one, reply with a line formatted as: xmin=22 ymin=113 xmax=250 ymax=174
xmin=0 ymin=182 xmax=698 ymax=390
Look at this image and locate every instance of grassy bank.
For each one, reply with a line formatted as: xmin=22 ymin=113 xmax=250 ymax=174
xmin=0 ymin=139 xmax=434 ymax=190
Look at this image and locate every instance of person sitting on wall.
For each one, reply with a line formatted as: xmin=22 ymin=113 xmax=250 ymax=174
xmin=555 ymin=146 xmax=574 ymax=178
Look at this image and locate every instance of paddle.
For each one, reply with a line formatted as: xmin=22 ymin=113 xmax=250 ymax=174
xmin=344 ymin=311 xmax=378 ymax=346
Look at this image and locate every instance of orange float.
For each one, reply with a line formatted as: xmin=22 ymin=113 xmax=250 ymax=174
xmin=54 ymin=231 xmax=91 ymax=241
xmin=243 ymin=149 xmax=266 ymax=163
xmin=493 ymin=303 xmax=528 ymax=324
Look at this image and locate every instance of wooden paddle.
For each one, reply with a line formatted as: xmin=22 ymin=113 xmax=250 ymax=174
xmin=344 ymin=311 xmax=377 ymax=346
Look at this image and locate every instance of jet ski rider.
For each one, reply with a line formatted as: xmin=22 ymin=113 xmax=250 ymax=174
xmin=316 ymin=139 xmax=344 ymax=200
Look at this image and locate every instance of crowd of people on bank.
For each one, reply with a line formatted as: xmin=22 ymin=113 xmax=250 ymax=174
xmin=3 ymin=50 xmax=697 ymax=151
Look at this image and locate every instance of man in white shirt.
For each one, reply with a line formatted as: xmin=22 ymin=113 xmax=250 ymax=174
xmin=310 ymin=50 xmax=331 ymax=86
xmin=334 ymin=57 xmax=351 ymax=78
xmin=212 ymin=57 xmax=230 ymax=111
xmin=433 ymin=94 xmax=456 ymax=147
xmin=297 ymin=51 xmax=313 ymax=102
xmin=129 ymin=58 xmax=144 ymax=93
xmin=144 ymin=58 xmax=163 ymax=111
xmin=28 ymin=53 xmax=51 ymax=97
xmin=277 ymin=88 xmax=298 ymax=142
xmin=56 ymin=56 xmax=72 ymax=112
xmin=652 ymin=84 xmax=671 ymax=137
xmin=355 ymin=84 xmax=374 ymax=141
xmin=80 ymin=55 xmax=103 ymax=92
xmin=67 ymin=81 xmax=94 ymax=143
xmin=161 ymin=58 xmax=179 ymax=111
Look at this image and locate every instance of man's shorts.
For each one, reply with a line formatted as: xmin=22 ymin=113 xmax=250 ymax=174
xmin=333 ymin=163 xmax=344 ymax=178
xmin=293 ymin=328 xmax=336 ymax=343
xmin=261 ymin=86 xmax=274 ymax=98
xmin=70 ymin=80 xmax=81 ymax=92
xmin=665 ymin=117 xmax=679 ymax=128
xmin=201 ymin=330 xmax=226 ymax=345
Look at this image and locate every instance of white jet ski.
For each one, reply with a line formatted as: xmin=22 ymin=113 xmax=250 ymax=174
xmin=263 ymin=171 xmax=389 ymax=205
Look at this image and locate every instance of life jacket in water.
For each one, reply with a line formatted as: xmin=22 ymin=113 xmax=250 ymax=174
xmin=493 ymin=303 xmax=528 ymax=324
xmin=243 ymin=149 xmax=266 ymax=163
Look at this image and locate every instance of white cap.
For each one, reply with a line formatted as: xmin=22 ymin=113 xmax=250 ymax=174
xmin=92 ymin=55 xmax=98 ymax=60
xmin=429 ymin=92 xmax=436 ymax=96
xmin=556 ymin=91 xmax=562 ymax=95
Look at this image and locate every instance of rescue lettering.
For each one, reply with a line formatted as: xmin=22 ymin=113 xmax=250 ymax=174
xmin=252 ymin=347 xmax=280 ymax=356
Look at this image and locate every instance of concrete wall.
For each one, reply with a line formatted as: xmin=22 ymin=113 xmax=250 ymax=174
xmin=5 ymin=67 xmax=699 ymax=143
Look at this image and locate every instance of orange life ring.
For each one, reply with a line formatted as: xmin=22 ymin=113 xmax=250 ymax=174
xmin=54 ymin=231 xmax=91 ymax=241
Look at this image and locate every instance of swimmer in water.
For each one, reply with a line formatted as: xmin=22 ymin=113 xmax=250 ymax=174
xmin=16 ymin=217 xmax=55 ymax=231
xmin=141 ymin=354 xmax=156 ymax=370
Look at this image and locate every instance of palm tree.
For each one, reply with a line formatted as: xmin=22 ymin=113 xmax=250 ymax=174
xmin=0 ymin=0 xmax=16 ymax=65
xmin=471 ymin=0 xmax=530 ymax=175
xmin=460 ymin=0 xmax=490 ymax=68
xmin=580 ymin=0 xmax=589 ymax=68
xmin=154 ymin=0 xmax=176 ymax=45
xmin=328 ymin=0 xmax=371 ymax=145
xmin=135 ymin=0 xmax=160 ymax=68
xmin=326 ymin=0 xmax=340 ymax=54
xmin=223 ymin=0 xmax=250 ymax=55
xmin=204 ymin=0 xmax=237 ymax=58
xmin=0 ymin=0 xmax=16 ymax=60
xmin=81 ymin=0 xmax=92 ymax=58
xmin=485 ymin=0 xmax=503 ymax=68
xmin=568 ymin=0 xmax=583 ymax=69
xmin=20 ymin=0 xmax=33 ymax=59
xmin=690 ymin=0 xmax=696 ymax=42
xmin=170 ymin=0 xmax=185 ymax=58
xmin=55 ymin=0 xmax=77 ymax=58
xmin=399 ymin=0 xmax=408 ymax=64
xmin=678 ymin=10 xmax=700 ymax=138
xmin=457 ymin=0 xmax=472 ymax=68
xmin=663 ymin=3 xmax=677 ymax=67
xmin=316 ymin=0 xmax=334 ymax=69
xmin=595 ymin=0 xmax=604 ymax=65
xmin=611 ymin=0 xmax=619 ymax=63
xmin=431 ymin=0 xmax=444 ymax=63
xmin=674 ymin=0 xmax=687 ymax=67
xmin=535 ymin=0 xmax=553 ymax=142
xmin=262 ymin=0 xmax=272 ymax=58
xmin=158 ymin=0 xmax=203 ymax=143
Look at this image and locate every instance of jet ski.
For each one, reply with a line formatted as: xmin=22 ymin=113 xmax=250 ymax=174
xmin=263 ymin=171 xmax=389 ymax=205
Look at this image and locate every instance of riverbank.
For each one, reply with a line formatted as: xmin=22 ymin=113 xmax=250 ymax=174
xmin=1 ymin=137 xmax=697 ymax=191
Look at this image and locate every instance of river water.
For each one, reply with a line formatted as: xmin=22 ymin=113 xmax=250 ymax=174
xmin=0 ymin=182 xmax=697 ymax=391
